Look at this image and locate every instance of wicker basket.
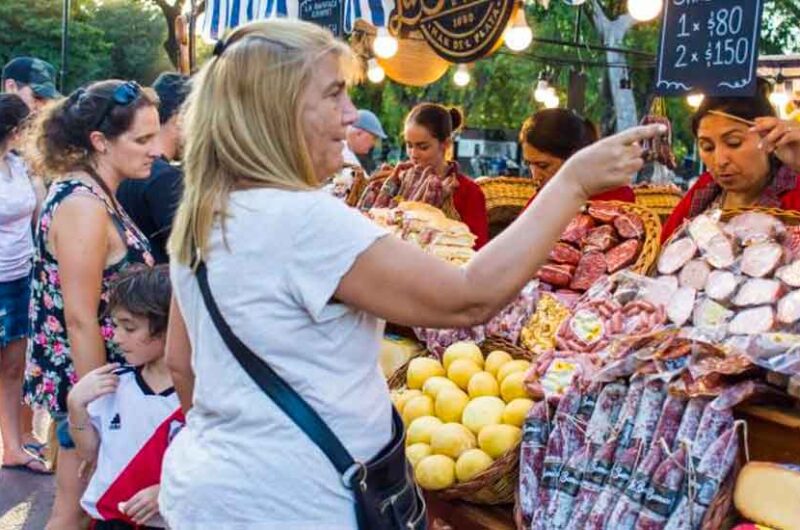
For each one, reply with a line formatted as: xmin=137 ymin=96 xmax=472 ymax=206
xmin=476 ymin=177 xmax=537 ymax=240
xmin=588 ymin=200 xmax=662 ymax=275
xmin=388 ymin=342 xmax=534 ymax=505
xmin=633 ymin=184 xmax=683 ymax=222
xmin=719 ymin=206 xmax=800 ymax=225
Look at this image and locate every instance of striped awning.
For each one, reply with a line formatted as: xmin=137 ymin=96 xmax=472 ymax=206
xmin=200 ymin=0 xmax=394 ymax=40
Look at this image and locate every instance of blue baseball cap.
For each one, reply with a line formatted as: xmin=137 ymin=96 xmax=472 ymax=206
xmin=353 ymin=109 xmax=387 ymax=139
xmin=2 ymin=57 xmax=60 ymax=99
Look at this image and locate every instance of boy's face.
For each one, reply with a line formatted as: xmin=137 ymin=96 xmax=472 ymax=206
xmin=111 ymin=308 xmax=165 ymax=367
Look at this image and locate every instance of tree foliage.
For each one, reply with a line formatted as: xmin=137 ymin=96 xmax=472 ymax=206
xmin=0 ymin=0 xmax=171 ymax=91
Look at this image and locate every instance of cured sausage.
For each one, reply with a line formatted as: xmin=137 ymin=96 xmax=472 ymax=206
xmin=571 ymin=252 xmax=608 ymax=291
xmin=582 ymin=225 xmax=619 ymax=253
xmin=519 ymin=400 xmax=553 ymax=526
xmin=658 ymin=238 xmax=697 ymax=275
xmin=538 ymin=264 xmax=576 ymax=288
xmin=723 ymin=211 xmax=785 ymax=244
xmin=733 ymin=279 xmax=782 ymax=307
xmin=777 ymin=290 xmax=800 ymax=325
xmin=588 ymin=203 xmax=623 ymax=223
xmin=606 ymin=240 xmax=642 ymax=274
xmin=742 ymin=241 xmax=783 ymax=278
xmin=635 ymin=447 xmax=689 ymax=529
xmin=550 ymin=242 xmax=583 ymax=265
xmin=705 ymin=270 xmax=738 ymax=302
xmin=704 ymin=234 xmax=736 ymax=269
xmin=562 ymin=214 xmax=596 ymax=244
xmin=667 ymin=287 xmax=696 ymax=327
xmin=678 ymin=260 xmax=711 ymax=291
xmin=775 ymin=260 xmax=800 ymax=287
xmin=728 ymin=306 xmax=775 ymax=334
xmin=614 ymin=213 xmax=645 ymax=239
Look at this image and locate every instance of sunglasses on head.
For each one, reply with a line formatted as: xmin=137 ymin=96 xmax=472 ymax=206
xmin=92 ymin=81 xmax=142 ymax=130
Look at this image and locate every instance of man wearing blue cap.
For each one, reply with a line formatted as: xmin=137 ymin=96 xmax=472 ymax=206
xmin=2 ymin=57 xmax=60 ymax=112
xmin=343 ymin=109 xmax=387 ymax=172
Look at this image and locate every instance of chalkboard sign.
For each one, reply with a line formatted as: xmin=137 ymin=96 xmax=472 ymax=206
xmin=655 ymin=0 xmax=764 ymax=97
xmin=299 ymin=0 xmax=343 ymax=37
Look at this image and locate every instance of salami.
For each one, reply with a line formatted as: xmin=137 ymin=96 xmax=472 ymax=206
xmin=650 ymin=395 xmax=688 ymax=452
xmin=530 ymin=386 xmax=583 ymax=530
xmin=658 ymin=238 xmax=697 ymax=275
xmin=728 ymin=306 xmax=775 ymax=334
xmin=776 ymin=260 xmax=800 ymax=287
xmin=564 ymin=438 xmax=619 ymax=530
xmin=586 ymin=382 xmax=628 ymax=446
xmin=741 ymin=241 xmax=783 ymax=278
xmin=608 ymin=444 xmax=666 ymax=530
xmin=538 ymin=263 xmax=576 ymax=288
xmin=644 ymin=275 xmax=679 ymax=308
xmin=704 ymin=234 xmax=736 ymax=269
xmin=583 ymin=225 xmax=619 ymax=253
xmin=673 ymin=398 xmax=708 ymax=450
xmin=614 ymin=213 xmax=645 ymax=239
xmin=777 ymin=290 xmax=800 ymax=325
xmin=606 ymin=240 xmax=641 ymax=274
xmin=519 ymin=400 xmax=553 ymax=526
xmin=571 ymin=252 xmax=608 ymax=291
xmin=692 ymin=298 xmax=733 ymax=329
xmin=550 ymin=242 xmax=582 ymax=265
xmin=588 ymin=203 xmax=623 ymax=223
xmin=705 ymin=270 xmax=738 ymax=302
xmin=635 ymin=447 xmax=689 ymax=529
xmin=691 ymin=406 xmax=733 ymax=466
xmin=585 ymin=442 xmax=643 ymax=530
xmin=547 ymin=444 xmax=593 ymax=529
xmin=670 ymin=427 xmax=740 ymax=530
xmin=733 ymin=278 xmax=782 ymax=307
xmin=723 ymin=211 xmax=785 ymax=244
xmin=667 ymin=287 xmax=697 ymax=327
xmin=678 ymin=260 xmax=711 ymax=291
xmin=631 ymin=381 xmax=668 ymax=450
xmin=688 ymin=214 xmax=725 ymax=250
xmin=562 ymin=214 xmax=596 ymax=244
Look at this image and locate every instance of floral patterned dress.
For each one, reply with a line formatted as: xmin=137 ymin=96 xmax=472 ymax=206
xmin=24 ymin=179 xmax=154 ymax=415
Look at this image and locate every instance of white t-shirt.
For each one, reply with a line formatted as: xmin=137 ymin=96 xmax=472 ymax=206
xmin=82 ymin=370 xmax=182 ymax=528
xmin=0 ymin=152 xmax=35 ymax=282
xmin=160 ymin=189 xmax=392 ymax=530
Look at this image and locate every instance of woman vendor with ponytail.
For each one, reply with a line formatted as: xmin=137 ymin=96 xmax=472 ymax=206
xmin=520 ymin=108 xmax=636 ymax=207
xmin=403 ymin=103 xmax=489 ymax=249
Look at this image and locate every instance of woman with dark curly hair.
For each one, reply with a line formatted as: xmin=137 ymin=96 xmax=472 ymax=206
xmin=24 ymin=80 xmax=159 ymax=530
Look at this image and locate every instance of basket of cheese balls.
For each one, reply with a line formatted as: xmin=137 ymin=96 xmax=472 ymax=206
xmin=388 ymin=341 xmax=535 ymax=505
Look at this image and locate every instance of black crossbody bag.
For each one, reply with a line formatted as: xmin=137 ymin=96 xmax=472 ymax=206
xmin=196 ymin=262 xmax=427 ymax=529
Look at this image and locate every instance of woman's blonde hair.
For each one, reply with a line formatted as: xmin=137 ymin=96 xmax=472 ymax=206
xmin=169 ymin=19 xmax=355 ymax=266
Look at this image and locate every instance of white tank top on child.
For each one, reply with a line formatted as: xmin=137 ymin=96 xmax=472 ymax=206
xmin=161 ymin=189 xmax=392 ymax=530
xmin=0 ymin=152 xmax=35 ymax=282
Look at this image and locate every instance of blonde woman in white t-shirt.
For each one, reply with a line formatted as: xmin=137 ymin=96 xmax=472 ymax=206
xmin=161 ymin=20 xmax=666 ymax=530
xmin=0 ymin=93 xmax=49 ymax=475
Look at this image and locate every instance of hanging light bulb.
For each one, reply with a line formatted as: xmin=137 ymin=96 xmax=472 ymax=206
xmin=770 ymin=82 xmax=789 ymax=117
xmin=373 ymin=27 xmax=398 ymax=59
xmin=504 ymin=8 xmax=533 ymax=52
xmin=544 ymin=92 xmax=560 ymax=108
xmin=366 ymin=58 xmax=385 ymax=84
xmin=627 ymin=0 xmax=663 ymax=22
xmin=534 ymin=79 xmax=551 ymax=102
xmin=686 ymin=93 xmax=705 ymax=108
xmin=453 ymin=64 xmax=471 ymax=87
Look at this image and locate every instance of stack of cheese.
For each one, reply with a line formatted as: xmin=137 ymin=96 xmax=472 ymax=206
xmin=367 ymin=202 xmax=476 ymax=266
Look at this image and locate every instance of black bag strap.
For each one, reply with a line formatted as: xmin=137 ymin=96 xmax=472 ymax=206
xmin=195 ymin=261 xmax=367 ymax=490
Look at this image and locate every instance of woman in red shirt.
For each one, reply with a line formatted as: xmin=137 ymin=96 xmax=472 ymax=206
xmin=521 ymin=109 xmax=635 ymax=208
xmin=661 ymin=79 xmax=800 ymax=242
xmin=404 ymin=103 xmax=489 ymax=249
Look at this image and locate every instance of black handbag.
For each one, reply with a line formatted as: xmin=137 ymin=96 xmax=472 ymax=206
xmin=196 ymin=262 xmax=427 ymax=530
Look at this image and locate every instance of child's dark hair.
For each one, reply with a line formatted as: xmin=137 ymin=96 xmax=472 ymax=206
xmin=519 ymin=109 xmax=599 ymax=160
xmin=108 ymin=265 xmax=171 ymax=337
xmin=406 ymin=103 xmax=463 ymax=142
xmin=0 ymin=94 xmax=30 ymax=146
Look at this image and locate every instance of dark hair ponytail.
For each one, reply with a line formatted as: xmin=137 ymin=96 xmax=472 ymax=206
xmin=28 ymin=79 xmax=158 ymax=177
xmin=406 ymin=103 xmax=464 ymax=142
xmin=519 ymin=108 xmax=598 ymax=160
xmin=691 ymin=77 xmax=775 ymax=136
xmin=0 ymin=94 xmax=30 ymax=146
